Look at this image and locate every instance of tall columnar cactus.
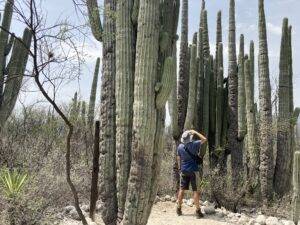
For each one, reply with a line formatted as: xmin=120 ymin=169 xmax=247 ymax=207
xmin=115 ymin=0 xmax=135 ymax=219
xmin=0 ymin=0 xmax=32 ymax=127
xmin=238 ymin=34 xmax=246 ymax=140
xmin=87 ymin=57 xmax=100 ymax=128
xmin=228 ymin=0 xmax=243 ymax=189
xmin=274 ymin=18 xmax=292 ymax=196
xmin=178 ymin=0 xmax=189 ymax=133
xmin=214 ymin=11 xmax=222 ymax=81
xmin=244 ymin=58 xmax=259 ymax=190
xmin=87 ymin=0 xmax=118 ymax=223
xmin=258 ymin=0 xmax=274 ymax=201
xmin=292 ymin=151 xmax=300 ymax=223
xmin=215 ymin=43 xmax=224 ymax=149
xmin=196 ymin=28 xmax=204 ymax=132
xmin=184 ymin=44 xmax=197 ymax=129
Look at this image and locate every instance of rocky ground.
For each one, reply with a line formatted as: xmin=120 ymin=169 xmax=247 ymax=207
xmin=57 ymin=195 xmax=299 ymax=225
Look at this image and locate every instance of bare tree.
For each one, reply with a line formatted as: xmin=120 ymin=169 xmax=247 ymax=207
xmin=0 ymin=0 xmax=90 ymax=224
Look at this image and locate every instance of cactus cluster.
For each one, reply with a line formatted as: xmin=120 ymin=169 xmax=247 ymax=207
xmin=0 ymin=0 xmax=32 ymax=127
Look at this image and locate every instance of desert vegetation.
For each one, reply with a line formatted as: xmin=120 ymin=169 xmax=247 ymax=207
xmin=0 ymin=0 xmax=299 ymax=225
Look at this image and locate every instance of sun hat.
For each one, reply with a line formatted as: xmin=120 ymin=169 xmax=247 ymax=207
xmin=181 ymin=131 xmax=193 ymax=144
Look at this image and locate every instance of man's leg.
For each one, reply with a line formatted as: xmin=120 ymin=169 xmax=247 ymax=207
xmin=191 ymin=172 xmax=204 ymax=218
xmin=193 ymin=191 xmax=200 ymax=210
xmin=178 ymin=189 xmax=185 ymax=207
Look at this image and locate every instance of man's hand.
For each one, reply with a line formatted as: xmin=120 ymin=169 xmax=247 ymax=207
xmin=189 ymin=130 xmax=207 ymax=144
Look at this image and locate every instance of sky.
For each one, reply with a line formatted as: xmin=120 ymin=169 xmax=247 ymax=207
xmin=1 ymin=0 xmax=299 ymax=117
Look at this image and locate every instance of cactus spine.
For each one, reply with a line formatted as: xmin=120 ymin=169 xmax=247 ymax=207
xmin=87 ymin=57 xmax=100 ymax=128
xmin=178 ymin=0 xmax=189 ymax=133
xmin=258 ymin=0 xmax=273 ymax=201
xmin=238 ymin=34 xmax=246 ymax=140
xmin=228 ymin=0 xmax=243 ymax=189
xmin=292 ymin=151 xmax=300 ymax=223
xmin=274 ymin=18 xmax=292 ymax=196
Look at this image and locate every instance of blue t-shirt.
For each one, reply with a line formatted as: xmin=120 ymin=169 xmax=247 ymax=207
xmin=177 ymin=140 xmax=202 ymax=172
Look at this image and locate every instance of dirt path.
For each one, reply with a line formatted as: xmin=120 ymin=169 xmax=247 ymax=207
xmin=60 ymin=202 xmax=233 ymax=225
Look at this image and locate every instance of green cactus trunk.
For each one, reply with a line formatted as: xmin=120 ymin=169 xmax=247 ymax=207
xmin=184 ymin=44 xmax=197 ymax=129
xmin=258 ymin=0 xmax=274 ymax=201
xmin=115 ymin=0 xmax=135 ymax=220
xmin=177 ymin=0 xmax=189 ymax=133
xmin=228 ymin=0 xmax=243 ymax=189
xmin=238 ymin=34 xmax=246 ymax=140
xmin=215 ymin=43 xmax=224 ymax=150
xmin=0 ymin=26 xmax=32 ymax=127
xmin=274 ymin=18 xmax=292 ymax=196
xmin=196 ymin=28 xmax=204 ymax=132
xmin=87 ymin=58 xmax=100 ymax=128
xmin=244 ymin=58 xmax=259 ymax=192
xmin=292 ymin=151 xmax=300 ymax=223
xmin=97 ymin=1 xmax=118 ymax=224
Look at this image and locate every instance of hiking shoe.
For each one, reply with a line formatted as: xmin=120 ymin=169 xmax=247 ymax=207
xmin=196 ymin=209 xmax=204 ymax=219
xmin=176 ymin=207 xmax=182 ymax=216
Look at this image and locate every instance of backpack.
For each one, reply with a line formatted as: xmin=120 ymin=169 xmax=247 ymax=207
xmin=183 ymin=144 xmax=203 ymax=165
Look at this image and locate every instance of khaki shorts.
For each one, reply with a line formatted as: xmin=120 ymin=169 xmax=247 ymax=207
xmin=180 ymin=171 xmax=202 ymax=191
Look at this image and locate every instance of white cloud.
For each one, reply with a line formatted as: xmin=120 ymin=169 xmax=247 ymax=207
xmin=267 ymin=22 xmax=281 ymax=36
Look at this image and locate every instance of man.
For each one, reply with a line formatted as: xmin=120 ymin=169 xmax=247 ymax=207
xmin=176 ymin=129 xmax=207 ymax=219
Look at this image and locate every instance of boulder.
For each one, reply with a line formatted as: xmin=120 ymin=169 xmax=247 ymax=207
xmin=256 ymin=215 xmax=267 ymax=225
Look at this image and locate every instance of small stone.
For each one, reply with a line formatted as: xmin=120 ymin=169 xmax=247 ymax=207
xmin=201 ymin=206 xmax=216 ymax=215
xmin=256 ymin=215 xmax=267 ymax=225
xmin=235 ymin=213 xmax=242 ymax=218
xmin=155 ymin=196 xmax=160 ymax=203
xmin=238 ymin=215 xmax=250 ymax=224
xmin=183 ymin=199 xmax=188 ymax=204
xmin=203 ymin=201 xmax=211 ymax=206
xmin=265 ymin=216 xmax=280 ymax=225
xmin=186 ymin=199 xmax=194 ymax=207
xmin=281 ymin=220 xmax=295 ymax=225
xmin=56 ymin=213 xmax=64 ymax=220
xmin=160 ymin=196 xmax=166 ymax=202
xmin=247 ymin=219 xmax=256 ymax=225
xmin=81 ymin=205 xmax=90 ymax=212
xmin=171 ymin=197 xmax=177 ymax=203
xmin=89 ymin=222 xmax=97 ymax=225
xmin=69 ymin=209 xmax=80 ymax=220
xmin=228 ymin=212 xmax=235 ymax=218
xmin=165 ymin=195 xmax=171 ymax=201
xmin=64 ymin=205 xmax=75 ymax=214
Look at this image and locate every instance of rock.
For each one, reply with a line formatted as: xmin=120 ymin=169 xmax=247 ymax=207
xmin=160 ymin=196 xmax=166 ymax=202
xmin=186 ymin=199 xmax=194 ymax=207
xmin=265 ymin=216 xmax=281 ymax=225
xmin=81 ymin=205 xmax=90 ymax=212
xmin=235 ymin=213 xmax=242 ymax=218
xmin=56 ymin=213 xmax=64 ymax=220
xmin=216 ymin=211 xmax=225 ymax=218
xmin=201 ymin=206 xmax=216 ymax=215
xmin=256 ymin=215 xmax=267 ymax=225
xmin=203 ymin=200 xmax=211 ymax=206
xmin=69 ymin=209 xmax=80 ymax=220
xmin=238 ymin=215 xmax=250 ymax=224
xmin=228 ymin=212 xmax=235 ymax=218
xmin=171 ymin=197 xmax=177 ymax=203
xmin=64 ymin=205 xmax=75 ymax=214
xmin=155 ymin=196 xmax=160 ymax=203
xmin=165 ymin=195 xmax=171 ymax=201
xmin=89 ymin=222 xmax=97 ymax=225
xmin=281 ymin=220 xmax=295 ymax=225
xmin=183 ymin=199 xmax=188 ymax=204
xmin=247 ymin=219 xmax=256 ymax=225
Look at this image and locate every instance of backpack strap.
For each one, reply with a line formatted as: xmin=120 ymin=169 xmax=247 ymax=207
xmin=183 ymin=144 xmax=201 ymax=163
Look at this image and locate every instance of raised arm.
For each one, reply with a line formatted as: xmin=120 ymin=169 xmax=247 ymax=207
xmin=190 ymin=130 xmax=207 ymax=144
